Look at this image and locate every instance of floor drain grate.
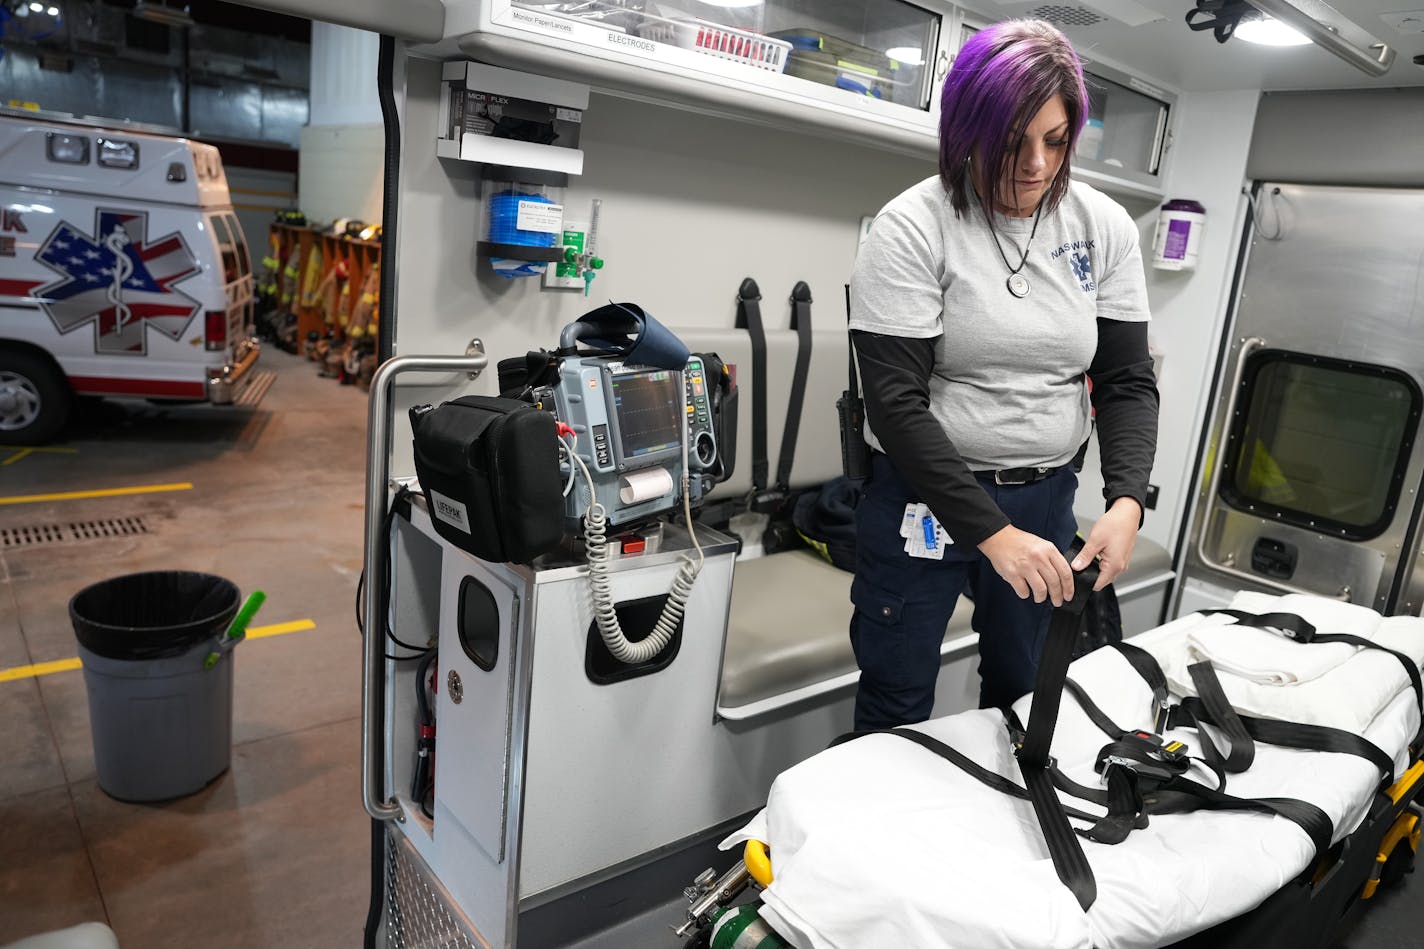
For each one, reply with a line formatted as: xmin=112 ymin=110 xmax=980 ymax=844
xmin=0 ymin=517 xmax=149 ymax=548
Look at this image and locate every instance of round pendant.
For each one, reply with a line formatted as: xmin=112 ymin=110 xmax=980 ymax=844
xmin=1007 ymin=273 xmax=1030 ymax=298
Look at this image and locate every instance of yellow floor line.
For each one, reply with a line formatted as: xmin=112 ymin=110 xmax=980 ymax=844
xmin=246 ymin=619 xmax=317 ymax=639
xmin=0 ymin=482 xmax=193 ymax=505
xmin=0 ymin=658 xmax=82 ymax=682
xmin=0 ymin=619 xmax=317 ymax=683
xmin=2 ymin=446 xmax=78 ymax=466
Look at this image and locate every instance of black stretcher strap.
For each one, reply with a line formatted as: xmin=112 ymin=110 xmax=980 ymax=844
xmin=775 ymin=282 xmax=813 ymax=493
xmin=1188 ymin=660 xmax=1256 ymax=773
xmin=1064 ymin=676 xmax=1126 ymax=740
xmin=1172 ymin=694 xmax=1395 ymax=780
xmin=1014 ymin=558 xmax=1101 ymax=911
xmin=1204 ymin=609 xmax=1423 ymax=717
xmin=1145 ymin=783 xmax=1334 ymax=860
xmin=829 ymin=727 xmax=1106 ymax=825
xmin=735 ymin=278 xmax=768 ymax=495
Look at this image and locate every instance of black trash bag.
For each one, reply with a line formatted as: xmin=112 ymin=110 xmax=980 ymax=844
xmin=70 ymin=571 xmax=241 ymax=662
xmin=791 ymin=477 xmax=861 ymax=572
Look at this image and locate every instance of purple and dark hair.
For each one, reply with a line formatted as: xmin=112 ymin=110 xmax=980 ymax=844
xmin=938 ymin=20 xmax=1089 ymax=219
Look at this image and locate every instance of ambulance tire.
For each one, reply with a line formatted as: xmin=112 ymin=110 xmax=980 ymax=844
xmin=0 ymin=348 xmax=71 ymax=445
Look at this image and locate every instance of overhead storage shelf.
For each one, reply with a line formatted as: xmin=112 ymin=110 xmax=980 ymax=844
xmin=440 ymin=0 xmax=1173 ymax=204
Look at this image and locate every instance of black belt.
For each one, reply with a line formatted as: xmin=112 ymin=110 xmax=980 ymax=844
xmin=981 ymin=465 xmax=1062 ymax=486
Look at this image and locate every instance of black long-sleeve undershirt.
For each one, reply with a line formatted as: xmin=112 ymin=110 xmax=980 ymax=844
xmin=1087 ymin=319 xmax=1159 ymax=516
xmin=853 ymin=319 xmax=1158 ymax=547
xmin=853 ymin=330 xmax=1009 ymax=547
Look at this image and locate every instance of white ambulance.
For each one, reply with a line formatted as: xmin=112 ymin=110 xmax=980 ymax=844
xmin=0 ymin=110 xmax=273 ymax=444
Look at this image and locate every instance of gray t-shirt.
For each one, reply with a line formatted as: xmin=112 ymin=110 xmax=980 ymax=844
xmin=850 ymin=175 xmax=1150 ymax=471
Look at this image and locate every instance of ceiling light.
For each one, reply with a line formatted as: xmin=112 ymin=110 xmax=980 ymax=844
xmin=46 ymin=5 xmax=58 ymax=13
xmin=1185 ymin=0 xmax=1396 ymax=76
xmin=1248 ymin=0 xmax=1396 ymax=75
xmin=885 ymin=46 xmax=925 ymax=66
xmin=28 ymin=2 xmax=43 ymax=12
xmin=1235 ymin=13 xmax=1311 ymax=45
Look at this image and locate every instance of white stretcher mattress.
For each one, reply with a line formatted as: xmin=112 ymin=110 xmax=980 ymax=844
xmin=723 ymin=596 xmax=1424 ymax=949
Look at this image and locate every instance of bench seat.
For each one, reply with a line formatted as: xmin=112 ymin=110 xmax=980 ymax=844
xmin=717 ymin=519 xmax=1174 ymax=719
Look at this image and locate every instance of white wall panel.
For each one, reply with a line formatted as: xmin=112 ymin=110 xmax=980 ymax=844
xmin=309 ymin=23 xmax=381 ymax=127
xmin=1072 ymin=90 xmax=1260 ymax=557
xmin=389 ymin=55 xmax=933 ymax=479
xmin=298 ymin=123 xmax=385 ymax=224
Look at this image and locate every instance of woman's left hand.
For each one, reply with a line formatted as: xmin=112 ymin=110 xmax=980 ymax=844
xmin=1071 ymin=497 xmax=1142 ymax=590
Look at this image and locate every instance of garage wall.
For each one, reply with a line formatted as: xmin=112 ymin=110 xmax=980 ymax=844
xmin=298 ymin=23 xmax=384 ymax=226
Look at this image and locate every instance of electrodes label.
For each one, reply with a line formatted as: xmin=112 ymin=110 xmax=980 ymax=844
xmin=430 ymin=490 xmax=472 ymax=534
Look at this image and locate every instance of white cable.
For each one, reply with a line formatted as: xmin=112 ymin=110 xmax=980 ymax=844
xmin=566 ymin=379 xmax=704 ymax=665
xmin=558 ymin=434 xmax=578 ymax=498
xmin=1243 ymin=186 xmax=1284 ymax=241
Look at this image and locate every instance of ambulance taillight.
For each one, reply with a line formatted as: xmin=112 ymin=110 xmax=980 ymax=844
xmin=205 ymin=310 xmax=227 ymax=351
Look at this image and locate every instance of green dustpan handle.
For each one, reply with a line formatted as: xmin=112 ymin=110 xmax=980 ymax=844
xmin=204 ymin=591 xmax=265 ymax=669
xmin=224 ymin=590 xmax=266 ymax=645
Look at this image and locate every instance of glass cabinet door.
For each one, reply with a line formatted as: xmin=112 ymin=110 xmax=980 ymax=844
xmin=760 ymin=0 xmax=942 ymax=111
xmin=1076 ymin=60 xmax=1172 ymax=179
xmin=509 ymin=0 xmax=944 ymax=112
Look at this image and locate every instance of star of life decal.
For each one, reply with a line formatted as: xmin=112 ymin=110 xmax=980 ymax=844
xmin=35 ymin=209 xmax=202 ymax=355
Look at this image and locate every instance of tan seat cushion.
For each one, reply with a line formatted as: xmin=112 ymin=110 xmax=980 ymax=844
xmin=717 ymin=528 xmax=1173 ymax=711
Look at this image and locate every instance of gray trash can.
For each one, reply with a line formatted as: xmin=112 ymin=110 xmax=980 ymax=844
xmin=69 ymin=571 xmax=242 ymax=802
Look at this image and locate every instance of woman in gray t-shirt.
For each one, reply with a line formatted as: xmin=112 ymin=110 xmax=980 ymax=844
xmin=847 ymin=19 xmax=1158 ymax=725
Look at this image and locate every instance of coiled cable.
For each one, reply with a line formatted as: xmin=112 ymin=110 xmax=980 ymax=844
xmin=563 ymin=418 xmax=704 ymax=665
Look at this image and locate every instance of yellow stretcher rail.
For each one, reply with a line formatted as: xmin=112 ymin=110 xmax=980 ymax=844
xmin=1361 ymin=760 xmax=1424 ymax=900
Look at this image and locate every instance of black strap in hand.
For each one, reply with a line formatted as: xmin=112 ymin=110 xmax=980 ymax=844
xmin=1015 ymin=552 xmax=1102 ymax=911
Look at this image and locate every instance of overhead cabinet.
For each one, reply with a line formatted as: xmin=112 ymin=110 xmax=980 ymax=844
xmin=445 ymin=0 xmax=1174 ymax=200
xmin=451 ymin=0 xmax=962 ymax=155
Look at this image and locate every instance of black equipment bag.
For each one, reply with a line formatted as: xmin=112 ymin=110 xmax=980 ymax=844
xmin=409 ymin=396 xmax=564 ymax=564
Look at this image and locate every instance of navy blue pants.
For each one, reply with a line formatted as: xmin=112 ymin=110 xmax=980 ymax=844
xmin=850 ymin=453 xmax=1079 ymax=730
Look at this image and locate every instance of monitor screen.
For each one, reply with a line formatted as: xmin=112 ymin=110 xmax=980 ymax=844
xmin=610 ymin=369 xmax=683 ymax=459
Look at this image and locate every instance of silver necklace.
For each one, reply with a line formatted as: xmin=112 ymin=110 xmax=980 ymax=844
xmin=988 ymin=203 xmax=1044 ymax=298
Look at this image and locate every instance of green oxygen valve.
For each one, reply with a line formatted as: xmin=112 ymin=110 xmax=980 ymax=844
xmin=546 ymin=199 xmax=606 ymax=293
xmin=583 ymin=256 xmax=605 ymax=297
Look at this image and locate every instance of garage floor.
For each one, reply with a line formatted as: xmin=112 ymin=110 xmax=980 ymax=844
xmin=2 ymin=349 xmax=1422 ymax=948
xmin=1 ymin=349 xmax=372 ymax=947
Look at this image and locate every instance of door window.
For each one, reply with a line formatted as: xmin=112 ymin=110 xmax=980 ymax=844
xmin=1220 ymin=350 xmax=1422 ymax=541
xmin=209 ymin=213 xmax=242 ymax=285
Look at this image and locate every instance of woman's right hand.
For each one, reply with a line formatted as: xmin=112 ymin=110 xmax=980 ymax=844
xmin=977 ymin=525 xmax=1075 ymax=607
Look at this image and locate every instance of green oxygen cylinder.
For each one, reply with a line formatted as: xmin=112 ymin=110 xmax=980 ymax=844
xmin=708 ymin=901 xmax=792 ymax=949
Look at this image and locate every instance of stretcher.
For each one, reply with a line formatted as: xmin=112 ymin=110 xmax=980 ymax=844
xmin=692 ymin=586 xmax=1424 ymax=949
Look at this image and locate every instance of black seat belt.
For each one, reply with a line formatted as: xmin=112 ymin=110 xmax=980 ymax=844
xmin=734 ymin=278 xmax=770 ymax=509
xmin=737 ymin=279 xmax=813 ymax=513
xmin=775 ymin=282 xmax=813 ymax=496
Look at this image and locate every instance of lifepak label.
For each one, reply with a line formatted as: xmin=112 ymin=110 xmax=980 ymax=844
xmin=429 ymin=489 xmax=472 ymax=534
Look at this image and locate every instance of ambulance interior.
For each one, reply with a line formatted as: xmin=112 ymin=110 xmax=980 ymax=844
xmin=347 ymin=0 xmax=1424 ymax=945
xmin=9 ymin=0 xmax=1424 ymax=946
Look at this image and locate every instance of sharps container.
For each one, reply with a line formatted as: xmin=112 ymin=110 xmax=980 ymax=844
xmin=69 ymin=571 xmax=242 ymax=802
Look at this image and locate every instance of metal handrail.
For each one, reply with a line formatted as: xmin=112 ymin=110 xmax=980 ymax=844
xmin=362 ymin=353 xmax=487 ymax=822
xmin=1193 ymin=337 xmax=1351 ymax=602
